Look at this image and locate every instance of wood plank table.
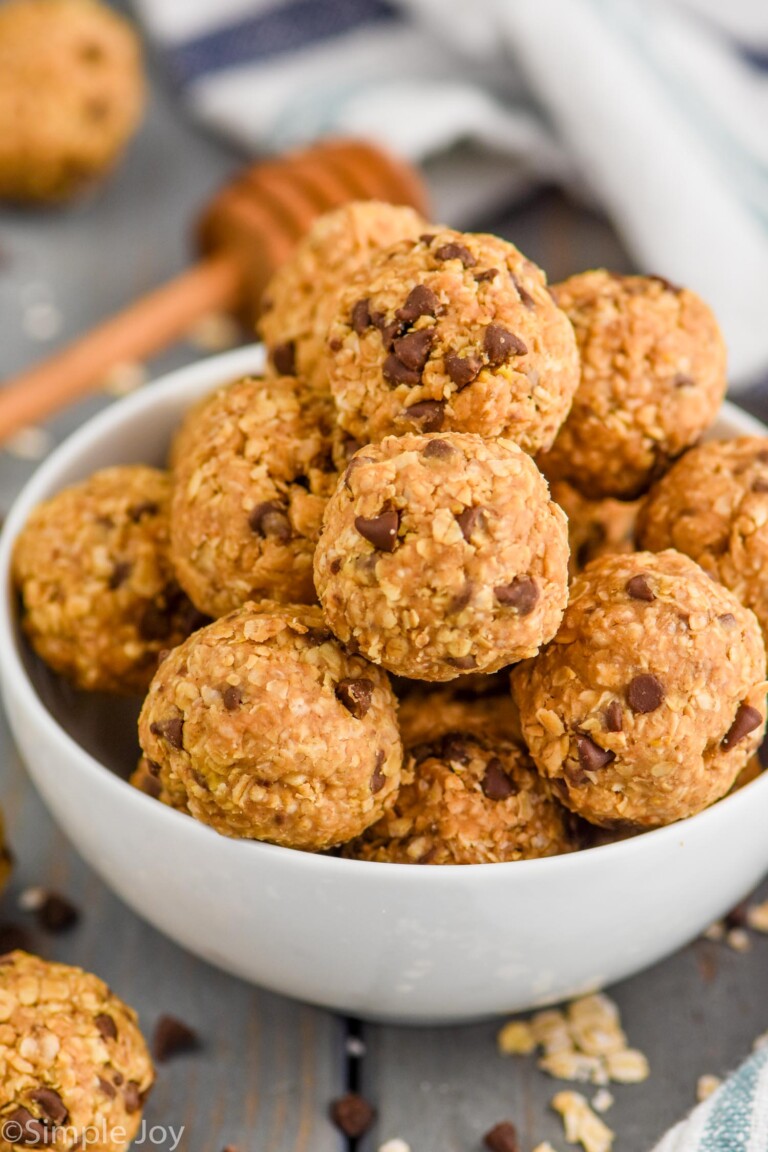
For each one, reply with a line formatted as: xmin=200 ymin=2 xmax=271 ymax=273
xmin=1 ymin=33 xmax=768 ymax=1152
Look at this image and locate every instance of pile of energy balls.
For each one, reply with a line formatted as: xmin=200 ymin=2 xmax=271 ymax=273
xmin=12 ymin=201 xmax=768 ymax=868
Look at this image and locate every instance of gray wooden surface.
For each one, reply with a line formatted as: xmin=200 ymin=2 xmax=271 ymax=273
xmin=1 ymin=25 xmax=768 ymax=1152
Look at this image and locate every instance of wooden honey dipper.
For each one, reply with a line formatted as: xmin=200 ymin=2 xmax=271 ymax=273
xmin=0 ymin=138 xmax=429 ymax=442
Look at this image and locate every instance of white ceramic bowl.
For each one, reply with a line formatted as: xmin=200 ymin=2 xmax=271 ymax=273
xmin=1 ymin=344 xmax=767 ymax=1026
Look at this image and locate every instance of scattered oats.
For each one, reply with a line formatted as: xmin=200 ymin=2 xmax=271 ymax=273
xmin=568 ymin=994 xmax=627 ymax=1056
xmin=552 ymin=1091 xmax=614 ymax=1152
xmin=539 ymin=1050 xmax=605 ymax=1084
xmin=17 ymin=887 xmax=46 ymax=912
xmin=726 ymin=927 xmax=752 ymax=953
xmin=591 ymin=1089 xmax=614 ymax=1114
xmin=187 ymin=312 xmax=241 ymax=352
xmin=747 ymin=901 xmax=768 ymax=934
xmin=102 ymin=360 xmax=147 ymax=396
xmin=753 ymin=1030 xmax=768 ymax=1052
xmin=345 ymin=1036 xmax=367 ymax=1058
xmin=703 ymin=921 xmax=725 ymax=942
xmin=5 ymin=425 xmax=53 ymax=460
xmin=23 ymin=301 xmax=62 ymax=342
xmin=378 ymin=1141 xmax=410 ymax=1152
xmin=498 ymin=1019 xmax=536 ymax=1055
xmin=605 ymin=1048 xmax=650 ymax=1084
xmin=697 ymin=1074 xmax=721 ymax=1102
xmin=532 ymin=1009 xmax=574 ymax=1055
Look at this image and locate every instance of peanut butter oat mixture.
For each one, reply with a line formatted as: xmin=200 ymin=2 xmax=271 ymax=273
xmin=170 ymin=376 xmax=338 ymax=618
xmin=314 ymin=432 xmax=569 ymax=681
xmin=326 ymin=228 xmax=579 ymax=452
xmin=0 ymin=951 xmax=154 ymax=1152
xmin=512 ymin=550 xmax=766 ymax=827
xmin=12 ymin=466 xmax=203 ymax=695
xmin=538 ymin=271 xmax=726 ymax=499
xmin=259 ymin=200 xmax=427 ymax=393
xmin=549 ymin=481 xmax=639 ymax=580
xmin=637 ymin=437 xmax=768 ymax=650
xmin=139 ymin=601 xmax=402 ymax=850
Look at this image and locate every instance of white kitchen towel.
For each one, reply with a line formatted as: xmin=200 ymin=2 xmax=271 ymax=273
xmin=135 ymin=0 xmax=768 ymax=389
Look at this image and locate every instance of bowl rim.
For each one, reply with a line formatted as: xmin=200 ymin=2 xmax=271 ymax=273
xmin=1 ymin=342 xmax=767 ymax=882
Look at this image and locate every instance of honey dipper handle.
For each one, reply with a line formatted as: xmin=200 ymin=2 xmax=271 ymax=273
xmin=0 ymin=252 xmax=243 ymax=443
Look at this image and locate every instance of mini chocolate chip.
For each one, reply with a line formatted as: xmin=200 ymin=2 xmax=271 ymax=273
xmin=434 ymin=242 xmax=477 ymax=267
xmin=329 ymin=1093 xmax=376 ymax=1140
xmin=604 ymin=701 xmax=623 ymax=732
xmin=510 ymin=275 xmax=536 ymax=309
xmin=627 ymin=674 xmax=665 ymax=714
xmin=753 ymin=478 xmax=768 ymax=493
xmin=450 ymin=582 xmax=475 ymax=612
xmin=673 ymin=373 xmax=695 ymax=388
xmin=355 ymin=508 xmax=399 ymax=551
xmin=376 ymin=317 xmax=406 ymax=349
xmin=153 ymin=1015 xmax=200 ymax=1063
xmin=97 ymin=1078 xmax=116 ymax=1099
xmin=112 ymin=1073 xmax=124 ymax=1087
xmin=371 ymin=749 xmax=386 ymax=793
xmin=483 ymin=324 xmax=527 ymax=366
xmin=401 ymin=400 xmax=445 ymax=431
xmin=484 ymin=1121 xmax=520 ymax=1152
xmin=577 ymin=735 xmax=615 ymax=772
xmin=419 ymin=233 xmax=436 ymax=245
xmin=336 ymin=678 xmax=374 ymax=719
xmin=494 ymin=577 xmax=539 ymax=615
xmin=722 ymin=703 xmax=763 ymax=749
xmin=456 ymin=506 xmax=486 ymax=541
xmin=128 ymin=501 xmax=159 ymax=522
xmin=481 ymin=758 xmax=516 ymax=800
xmin=150 ymin=717 xmax=184 ymax=750
xmin=444 ymin=351 xmax=482 ymax=389
xmin=328 ymin=337 xmax=342 ymax=352
xmin=2 ymin=1107 xmax=50 ymax=1146
xmin=249 ymin=501 xmax=291 ymax=542
xmin=272 ymin=340 xmax=296 ymax=375
xmin=718 ymin=613 xmax=736 ymax=627
xmin=37 ymin=893 xmax=79 ymax=934
xmin=305 ymin=627 xmax=333 ymax=646
xmin=222 ymin=685 xmax=242 ymax=711
xmin=108 ymin=561 xmax=132 ymax=590
xmin=329 ymin=558 xmax=342 ymax=575
xmin=395 ymin=284 xmax=439 ymax=324
xmin=147 ymin=760 xmax=161 ymax=777
xmin=383 ymin=352 xmax=422 ymax=387
xmin=392 ymin=327 xmax=435 ymax=372
xmin=446 ymin=654 xmax=477 ymax=670
xmin=441 ymin=733 xmax=472 ymax=764
xmin=123 ymin=1083 xmax=141 ymax=1115
xmin=626 ymin=574 xmax=655 ymax=601
xmin=95 ymin=1013 xmax=117 ymax=1041
xmin=422 ymin=438 xmax=455 ymax=460
xmin=351 ymin=298 xmax=371 ymax=334
xmin=475 ymin=267 xmax=499 ymax=283
xmin=29 ymin=1090 xmax=67 ymax=1126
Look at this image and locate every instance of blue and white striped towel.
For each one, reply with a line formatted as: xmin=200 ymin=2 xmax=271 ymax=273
xmin=136 ymin=0 xmax=768 ymax=392
xmin=653 ymin=1046 xmax=768 ymax=1152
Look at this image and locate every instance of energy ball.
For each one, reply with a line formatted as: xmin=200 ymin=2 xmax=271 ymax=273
xmin=170 ymin=376 xmax=338 ymax=618
xmin=12 ymin=466 xmax=203 ymax=695
xmin=344 ymin=726 xmax=576 ymax=865
xmin=0 ymin=951 xmax=154 ymax=1152
xmin=550 ymin=480 xmax=639 ymax=580
xmin=139 ymin=602 xmax=402 ymax=851
xmin=637 ymin=437 xmax=768 ymax=650
xmin=537 ymin=271 xmax=726 ymax=499
xmin=326 ymin=228 xmax=579 ymax=453
xmin=259 ymin=200 xmax=427 ymax=393
xmin=512 ymin=550 xmax=767 ymax=828
xmin=314 ymin=433 xmax=569 ymax=681
xmin=0 ymin=0 xmax=144 ymax=203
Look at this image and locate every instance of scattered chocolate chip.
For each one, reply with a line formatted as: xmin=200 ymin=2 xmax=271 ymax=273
xmin=484 ymin=1121 xmax=520 ymax=1152
xmin=434 ymin=242 xmax=477 ymax=267
xmin=392 ymin=327 xmax=435 ymax=372
xmin=446 ymin=654 xmax=477 ymax=670
xmin=604 ymin=701 xmax=623 ymax=732
xmin=722 ymin=703 xmax=763 ymax=749
xmin=336 ymin=678 xmax=374 ymax=719
xmin=370 ymin=749 xmax=386 ymax=793
xmin=351 ymin=298 xmax=371 ymax=334
xmin=329 ymin=1093 xmax=376 ymax=1140
xmin=395 ymin=284 xmax=439 ymax=324
xmin=481 ymin=758 xmax=516 ymax=800
xmin=422 ymin=438 xmax=455 ymax=460
xmin=401 ymin=399 xmax=445 ymax=431
xmin=248 ymin=501 xmax=291 ymax=542
xmin=222 ymin=685 xmax=242 ymax=711
xmin=0 ymin=923 xmax=34 ymax=954
xmin=37 ymin=893 xmax=79 ymax=934
xmin=153 ymin=1015 xmax=200 ymax=1063
xmin=494 ymin=577 xmax=539 ymax=615
xmin=510 ymin=275 xmax=536 ymax=309
xmin=272 ymin=340 xmax=296 ymax=375
xmin=626 ymin=574 xmax=655 ymax=601
xmin=108 ymin=561 xmax=132 ymax=590
xmin=475 ymin=267 xmax=499 ymax=283
xmin=483 ymin=324 xmax=527 ymax=366
xmin=717 ymin=613 xmax=736 ymax=627
xmin=456 ymin=506 xmax=486 ymax=541
xmin=2 ymin=1107 xmax=51 ymax=1146
xmin=29 ymin=1090 xmax=67 ymax=1126
xmin=123 ymin=1083 xmax=141 ymax=1115
xmin=355 ymin=508 xmax=399 ymax=552
xmin=383 ymin=352 xmax=422 ymax=387
xmin=95 ymin=1013 xmax=117 ymax=1041
xmin=627 ymin=673 xmax=665 ymax=714
xmin=150 ymin=717 xmax=184 ymax=750
xmin=444 ymin=351 xmax=482 ymax=389
xmin=97 ymin=1078 xmax=116 ymax=1099
xmin=577 ymin=735 xmax=615 ymax=772
xmin=128 ymin=501 xmax=159 ymax=522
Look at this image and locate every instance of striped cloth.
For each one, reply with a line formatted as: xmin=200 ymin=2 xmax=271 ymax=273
xmin=653 ymin=1047 xmax=768 ymax=1152
xmin=135 ymin=0 xmax=768 ymax=389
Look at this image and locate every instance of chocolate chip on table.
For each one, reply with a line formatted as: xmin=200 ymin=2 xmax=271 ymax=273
xmin=248 ymin=501 xmax=291 ymax=542
xmin=494 ymin=577 xmax=539 ymax=615
xmin=395 ymin=284 xmax=440 ymax=324
xmin=456 ymin=506 xmax=486 ymax=541
xmin=444 ymin=351 xmax=482 ymax=389
xmin=446 ymin=654 xmax=477 ymax=670
xmin=434 ymin=242 xmax=477 ymax=267
xmin=627 ymin=674 xmax=665 ymax=714
xmin=626 ymin=574 xmax=655 ymax=601
xmin=351 ymin=298 xmax=371 ymax=333
xmin=483 ymin=324 xmax=527 ymax=366
xmin=36 ymin=893 xmax=79 ymax=934
xmin=354 ymin=508 xmax=399 ymax=552
xmin=422 ymin=438 xmax=455 ymax=460
xmin=483 ymin=1121 xmax=520 ymax=1152
xmin=577 ymin=735 xmax=615 ymax=772
xmin=722 ymin=703 xmax=763 ymax=749
xmin=510 ymin=274 xmax=536 ymax=308
xmin=392 ymin=327 xmax=435 ymax=372
xmin=335 ymin=677 xmax=374 ymax=719
xmin=149 ymin=717 xmax=184 ymax=750
xmin=221 ymin=685 xmax=243 ymax=710
xmin=153 ymin=1015 xmax=200 ymax=1063
xmin=401 ymin=400 xmax=445 ymax=432
xmin=383 ymin=352 xmax=422 ymax=388
xmin=108 ymin=560 xmax=132 ymax=590
xmin=329 ymin=1092 xmax=376 ymax=1140
xmin=370 ymin=749 xmax=387 ymax=793
xmin=271 ymin=340 xmax=296 ymax=375
xmin=29 ymin=1089 xmax=67 ymax=1126
xmin=604 ymin=700 xmax=623 ymax=732
xmin=95 ymin=1013 xmax=117 ymax=1041
xmin=2 ymin=1106 xmax=50 ymax=1146
xmin=481 ymin=758 xmax=517 ymax=800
